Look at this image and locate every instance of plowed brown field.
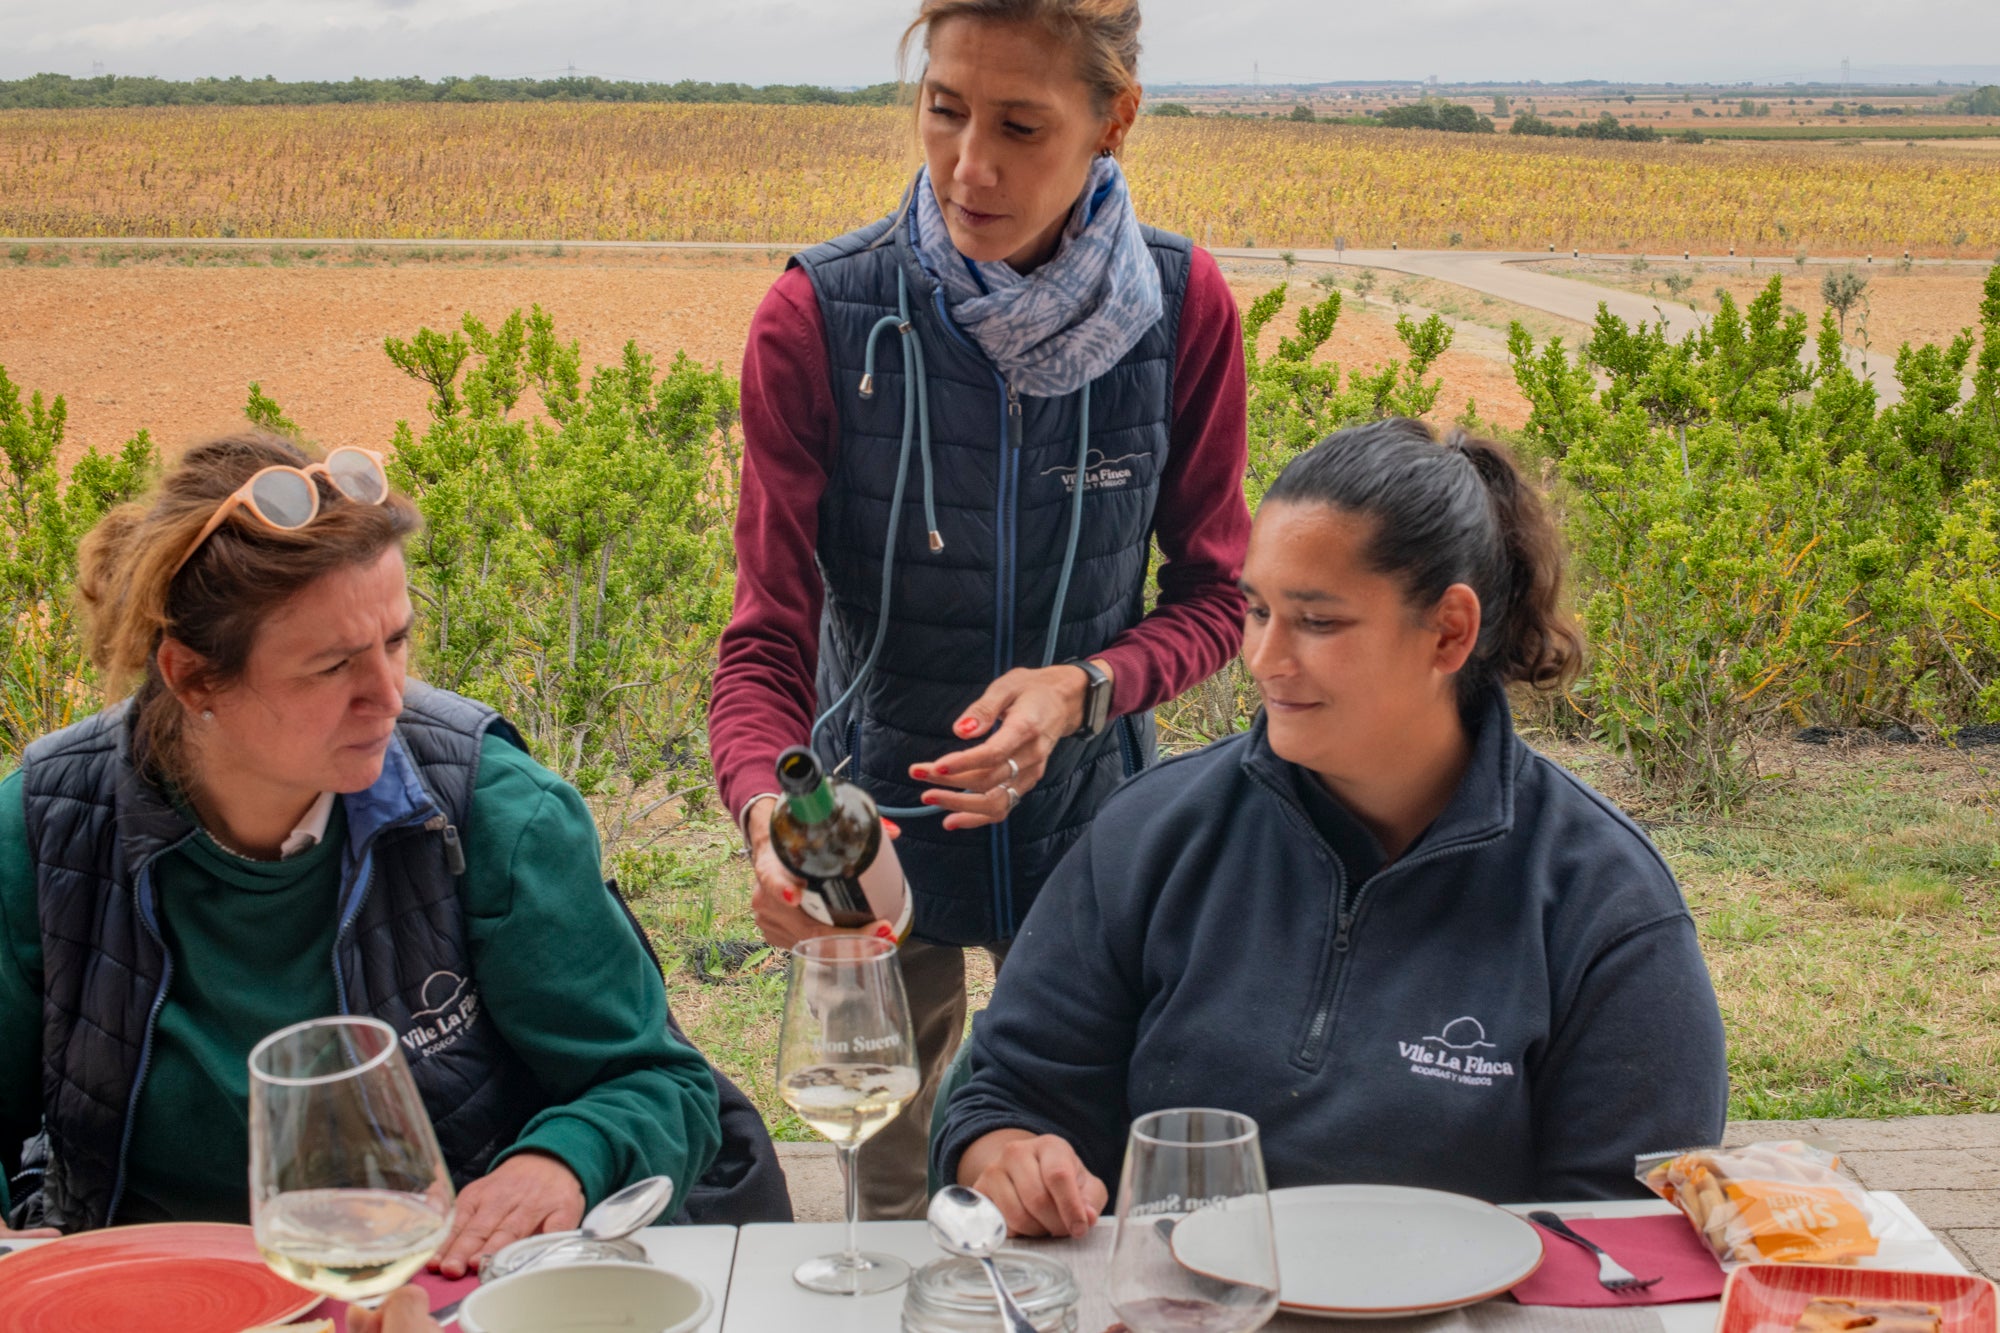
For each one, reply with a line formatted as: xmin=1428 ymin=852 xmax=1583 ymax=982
xmin=0 ymin=249 xmax=1532 ymax=465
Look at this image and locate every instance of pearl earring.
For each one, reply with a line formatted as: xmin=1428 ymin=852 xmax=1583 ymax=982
xmin=200 ymin=709 xmax=214 ymax=722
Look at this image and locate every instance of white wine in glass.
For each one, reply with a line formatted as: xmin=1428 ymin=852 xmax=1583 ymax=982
xmin=776 ymin=934 xmax=920 ymax=1295
xmin=249 ymin=1016 xmax=455 ymax=1303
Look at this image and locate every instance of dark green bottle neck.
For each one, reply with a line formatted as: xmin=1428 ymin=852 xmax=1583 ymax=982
xmin=785 ymin=780 xmax=836 ymax=824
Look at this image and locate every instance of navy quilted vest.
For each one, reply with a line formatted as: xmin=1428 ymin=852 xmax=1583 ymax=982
xmin=794 ymin=213 xmax=1192 ymax=946
xmin=16 ymin=684 xmax=545 ymax=1231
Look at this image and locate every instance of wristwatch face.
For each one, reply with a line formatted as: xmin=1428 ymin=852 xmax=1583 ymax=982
xmin=1081 ymin=665 xmax=1113 ymax=736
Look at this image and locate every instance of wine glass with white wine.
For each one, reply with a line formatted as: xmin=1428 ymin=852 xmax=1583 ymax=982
xmin=776 ymin=934 xmax=920 ymax=1295
xmin=249 ymin=1016 xmax=455 ymax=1304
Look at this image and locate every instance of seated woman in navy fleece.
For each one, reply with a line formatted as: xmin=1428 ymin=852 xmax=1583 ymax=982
xmin=932 ymin=418 xmax=1729 ymax=1237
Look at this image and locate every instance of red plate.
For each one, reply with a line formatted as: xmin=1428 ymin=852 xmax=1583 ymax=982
xmin=0 ymin=1222 xmax=318 ymax=1333
xmin=1719 ymin=1263 xmax=1999 ymax=1333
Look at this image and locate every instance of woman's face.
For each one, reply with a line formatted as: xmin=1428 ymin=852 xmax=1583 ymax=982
xmin=1240 ymin=502 xmax=1477 ymax=781
xmin=919 ymin=17 xmax=1137 ymax=271
xmin=189 ymin=546 xmax=413 ymax=801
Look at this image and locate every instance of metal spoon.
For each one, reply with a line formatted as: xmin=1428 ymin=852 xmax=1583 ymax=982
xmin=927 ymin=1185 xmax=1038 ymax=1333
xmin=436 ymin=1175 xmax=677 ymax=1324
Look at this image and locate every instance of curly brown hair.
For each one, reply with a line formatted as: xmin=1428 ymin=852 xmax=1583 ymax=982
xmin=75 ymin=431 xmax=419 ymax=790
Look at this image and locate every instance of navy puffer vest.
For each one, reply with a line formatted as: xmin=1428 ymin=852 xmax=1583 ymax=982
xmin=13 ymin=684 xmax=790 ymax=1231
xmin=794 ymin=213 xmax=1192 ymax=946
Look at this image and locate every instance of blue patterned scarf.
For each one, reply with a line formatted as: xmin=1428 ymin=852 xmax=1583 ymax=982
xmin=913 ymin=155 xmax=1162 ymax=399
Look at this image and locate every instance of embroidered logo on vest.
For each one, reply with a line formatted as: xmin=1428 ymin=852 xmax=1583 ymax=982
xmin=1041 ymin=450 xmax=1144 ymax=494
xmin=401 ymin=969 xmax=483 ymax=1062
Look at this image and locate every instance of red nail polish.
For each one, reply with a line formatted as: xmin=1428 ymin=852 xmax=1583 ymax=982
xmin=876 ymin=924 xmax=896 ymax=940
xmin=957 ymin=719 xmax=978 ymax=735
xmin=882 ymin=818 xmax=901 ymax=835
xmin=782 ymin=888 xmax=798 ymax=905
xmin=920 ymin=795 xmax=937 ymax=806
xmin=935 ymin=765 xmax=951 ymax=776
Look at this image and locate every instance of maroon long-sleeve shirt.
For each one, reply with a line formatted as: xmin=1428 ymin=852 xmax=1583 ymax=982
xmin=709 ymin=250 xmax=1251 ymax=825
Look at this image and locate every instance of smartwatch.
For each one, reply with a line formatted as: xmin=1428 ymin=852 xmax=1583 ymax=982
xmin=1066 ymin=658 xmax=1114 ymax=739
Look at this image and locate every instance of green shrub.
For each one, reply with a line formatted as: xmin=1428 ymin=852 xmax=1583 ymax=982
xmin=0 ymin=367 xmax=158 ymax=762
xmin=381 ymin=307 xmax=737 ymax=794
xmin=1507 ymin=265 xmax=2000 ymax=807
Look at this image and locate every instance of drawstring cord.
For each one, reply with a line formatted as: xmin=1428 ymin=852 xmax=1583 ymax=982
xmin=813 ymin=267 xmax=1095 ymax=819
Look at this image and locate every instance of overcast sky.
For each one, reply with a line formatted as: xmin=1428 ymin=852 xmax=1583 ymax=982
xmin=3 ymin=0 xmax=1998 ymax=88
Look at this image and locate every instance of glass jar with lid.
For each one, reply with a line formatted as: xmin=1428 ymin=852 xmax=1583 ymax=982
xmin=478 ymin=1230 xmax=649 ymax=1281
xmin=903 ymin=1251 xmax=1079 ymax=1333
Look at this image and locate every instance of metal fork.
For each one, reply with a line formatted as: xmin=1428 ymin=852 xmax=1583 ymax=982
xmin=1528 ymin=1211 xmax=1663 ymax=1295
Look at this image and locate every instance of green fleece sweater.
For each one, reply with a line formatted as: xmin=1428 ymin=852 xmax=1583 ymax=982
xmin=0 ymin=733 xmax=720 ymax=1224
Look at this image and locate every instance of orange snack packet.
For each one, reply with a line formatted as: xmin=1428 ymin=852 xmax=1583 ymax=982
xmin=1636 ymin=1141 xmax=1879 ymax=1269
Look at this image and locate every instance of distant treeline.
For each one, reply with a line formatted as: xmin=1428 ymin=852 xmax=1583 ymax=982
xmin=0 ymin=72 xmax=902 ymax=110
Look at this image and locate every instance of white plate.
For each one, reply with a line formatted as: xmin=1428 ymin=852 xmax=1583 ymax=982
xmin=1173 ymin=1184 xmax=1545 ymax=1319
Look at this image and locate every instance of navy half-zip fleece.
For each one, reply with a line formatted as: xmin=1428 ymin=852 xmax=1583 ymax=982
xmin=933 ymin=690 xmax=1728 ymax=1203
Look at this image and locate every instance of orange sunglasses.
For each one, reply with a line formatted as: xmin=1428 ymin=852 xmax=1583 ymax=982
xmin=170 ymin=447 xmax=390 ymax=578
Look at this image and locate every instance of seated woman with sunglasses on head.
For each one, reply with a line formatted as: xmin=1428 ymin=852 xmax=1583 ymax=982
xmin=933 ymin=419 xmax=1729 ymax=1237
xmin=0 ymin=433 xmax=788 ymax=1267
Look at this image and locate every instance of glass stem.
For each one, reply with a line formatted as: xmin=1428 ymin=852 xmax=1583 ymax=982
xmin=840 ymin=1141 xmax=862 ymax=1264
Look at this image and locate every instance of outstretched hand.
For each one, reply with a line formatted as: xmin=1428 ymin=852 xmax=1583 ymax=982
xmin=912 ymin=663 xmax=1106 ymax=831
xmin=429 ymin=1150 xmax=583 ymax=1279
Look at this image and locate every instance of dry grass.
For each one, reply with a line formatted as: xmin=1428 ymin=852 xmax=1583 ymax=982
xmin=4 ymin=104 xmax=1998 ymax=253
xmin=1540 ymin=733 xmax=2000 ymax=1119
xmin=636 ymin=730 xmax=2000 ymax=1132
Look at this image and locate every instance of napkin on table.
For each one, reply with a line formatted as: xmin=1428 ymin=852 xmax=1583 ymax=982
xmin=307 ymin=1267 xmax=480 ymax=1326
xmin=1508 ymin=1214 xmax=1725 ymax=1308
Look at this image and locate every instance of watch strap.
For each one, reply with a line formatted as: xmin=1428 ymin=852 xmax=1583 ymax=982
xmin=1066 ymin=657 xmax=1114 ymax=739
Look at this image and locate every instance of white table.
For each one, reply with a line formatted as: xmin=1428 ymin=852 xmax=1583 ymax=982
xmin=630 ymin=1225 xmax=741 ymax=1333
xmin=720 ymin=1195 xmax=1970 ymax=1333
xmin=0 ymin=1195 xmax=1967 ymax=1332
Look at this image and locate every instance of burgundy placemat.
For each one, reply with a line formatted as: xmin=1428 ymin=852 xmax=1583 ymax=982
xmin=307 ymin=1268 xmax=479 ymax=1326
xmin=1510 ymin=1214 xmax=1725 ymax=1308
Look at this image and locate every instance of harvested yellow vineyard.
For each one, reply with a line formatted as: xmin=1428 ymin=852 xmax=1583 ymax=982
xmin=3 ymin=103 xmax=1996 ymax=254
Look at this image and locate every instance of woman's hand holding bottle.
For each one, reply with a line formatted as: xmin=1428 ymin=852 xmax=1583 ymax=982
xmin=745 ymin=798 xmax=898 ymax=952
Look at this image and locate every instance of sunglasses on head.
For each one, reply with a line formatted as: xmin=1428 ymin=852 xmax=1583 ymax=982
xmin=170 ymin=447 xmax=391 ymax=578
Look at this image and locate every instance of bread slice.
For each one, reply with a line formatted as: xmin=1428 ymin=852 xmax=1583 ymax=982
xmin=1794 ymin=1297 xmax=1944 ymax=1333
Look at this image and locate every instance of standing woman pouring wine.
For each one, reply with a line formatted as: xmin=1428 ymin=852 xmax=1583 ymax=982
xmin=709 ymin=0 xmax=1251 ymax=1218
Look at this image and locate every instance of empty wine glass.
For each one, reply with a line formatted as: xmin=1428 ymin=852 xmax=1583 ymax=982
xmin=776 ymin=934 xmax=920 ymax=1295
xmin=249 ymin=1016 xmax=455 ymax=1304
xmin=1109 ymin=1109 xmax=1280 ymax=1333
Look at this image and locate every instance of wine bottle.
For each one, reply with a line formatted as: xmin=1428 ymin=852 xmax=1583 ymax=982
xmin=770 ymin=746 xmax=907 ymax=931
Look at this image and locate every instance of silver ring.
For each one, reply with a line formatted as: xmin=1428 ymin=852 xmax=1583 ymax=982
xmin=1001 ymin=784 xmax=1020 ymax=811
xmin=1005 ymin=757 xmax=1020 ymax=782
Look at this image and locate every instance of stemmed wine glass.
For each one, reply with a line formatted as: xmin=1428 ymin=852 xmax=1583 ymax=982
xmin=1109 ymin=1108 xmax=1280 ymax=1333
xmin=776 ymin=934 xmax=921 ymax=1295
xmin=249 ymin=1016 xmax=456 ymax=1304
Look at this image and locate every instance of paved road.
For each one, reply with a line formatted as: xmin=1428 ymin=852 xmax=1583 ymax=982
xmin=780 ymin=1114 xmax=2000 ymax=1277
xmin=1211 ymin=247 xmax=1988 ymax=407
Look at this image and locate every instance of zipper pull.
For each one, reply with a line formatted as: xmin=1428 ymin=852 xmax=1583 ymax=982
xmin=1333 ymin=911 xmax=1354 ymax=954
xmin=426 ymin=816 xmax=467 ymax=876
xmin=1006 ymin=380 xmax=1021 ymax=419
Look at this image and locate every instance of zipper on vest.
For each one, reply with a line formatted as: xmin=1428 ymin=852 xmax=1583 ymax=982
xmin=1008 ymin=376 xmax=1024 ymax=932
xmin=426 ymin=815 xmax=466 ymax=876
xmin=107 ymin=860 xmax=181 ymax=1226
xmin=330 ymin=805 xmax=446 ymax=1010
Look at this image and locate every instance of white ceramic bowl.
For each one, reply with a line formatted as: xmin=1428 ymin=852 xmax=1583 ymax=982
xmin=457 ymin=1260 xmax=713 ymax=1333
